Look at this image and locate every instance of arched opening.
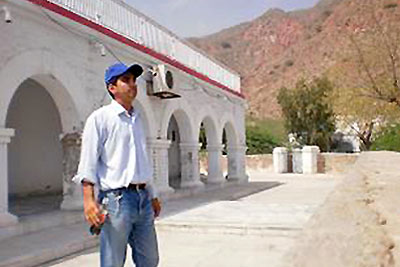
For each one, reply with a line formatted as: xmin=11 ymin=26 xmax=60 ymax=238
xmin=6 ymin=78 xmax=63 ymax=216
xmin=222 ymin=128 xmax=228 ymax=178
xmin=198 ymin=116 xmax=219 ymax=183
xmin=222 ymin=121 xmax=238 ymax=180
xmin=198 ymin=122 xmax=207 ymax=182
xmin=167 ymin=115 xmax=181 ymax=189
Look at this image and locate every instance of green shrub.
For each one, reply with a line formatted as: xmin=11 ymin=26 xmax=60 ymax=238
xmin=284 ymin=59 xmax=294 ymax=67
xmin=246 ymin=126 xmax=280 ymax=154
xmin=384 ymin=3 xmax=397 ymax=9
xmin=371 ymin=124 xmax=400 ymax=152
xmin=245 ymin=118 xmax=284 ymax=154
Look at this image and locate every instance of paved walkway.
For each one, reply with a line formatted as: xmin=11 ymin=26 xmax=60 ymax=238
xmin=42 ymin=172 xmax=339 ymax=267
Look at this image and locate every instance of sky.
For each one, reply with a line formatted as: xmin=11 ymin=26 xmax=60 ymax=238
xmin=126 ymin=0 xmax=320 ymax=38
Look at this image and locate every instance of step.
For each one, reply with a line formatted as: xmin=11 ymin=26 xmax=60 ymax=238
xmin=0 ymin=210 xmax=84 ymax=241
xmin=0 ymin=222 xmax=98 ymax=267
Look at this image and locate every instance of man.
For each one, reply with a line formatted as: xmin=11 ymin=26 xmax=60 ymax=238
xmin=73 ymin=62 xmax=161 ymax=267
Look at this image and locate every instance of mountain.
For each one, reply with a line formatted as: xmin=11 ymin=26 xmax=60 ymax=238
xmin=188 ymin=0 xmax=399 ymax=118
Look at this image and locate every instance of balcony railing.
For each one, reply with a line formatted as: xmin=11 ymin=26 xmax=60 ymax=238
xmin=46 ymin=0 xmax=241 ymax=93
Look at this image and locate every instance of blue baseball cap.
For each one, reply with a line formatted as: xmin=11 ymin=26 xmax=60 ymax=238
xmin=104 ymin=62 xmax=143 ymax=86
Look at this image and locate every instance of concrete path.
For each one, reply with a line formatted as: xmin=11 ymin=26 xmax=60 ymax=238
xmin=41 ymin=172 xmax=339 ymax=267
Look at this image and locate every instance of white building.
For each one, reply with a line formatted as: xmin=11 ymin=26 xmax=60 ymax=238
xmin=0 ymin=0 xmax=247 ymax=228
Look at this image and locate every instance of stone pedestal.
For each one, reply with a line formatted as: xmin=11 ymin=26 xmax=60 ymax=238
xmin=206 ymin=144 xmax=224 ymax=184
xmin=179 ymin=142 xmax=204 ymax=189
xmin=273 ymin=147 xmax=288 ymax=173
xmin=60 ymin=133 xmax=83 ymax=210
xmin=227 ymin=145 xmax=248 ymax=182
xmin=302 ymin=146 xmax=320 ymax=174
xmin=0 ymin=128 xmax=18 ymax=227
xmin=148 ymin=139 xmax=174 ymax=195
xmin=292 ymin=148 xmax=303 ymax=174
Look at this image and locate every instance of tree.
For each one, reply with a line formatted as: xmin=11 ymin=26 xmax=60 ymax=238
xmin=327 ymin=1 xmax=400 ymax=150
xmin=346 ymin=1 xmax=400 ymax=107
xmin=277 ymin=77 xmax=336 ymax=152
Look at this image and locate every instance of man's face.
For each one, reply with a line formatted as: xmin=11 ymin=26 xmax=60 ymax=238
xmin=109 ymin=72 xmax=137 ymax=103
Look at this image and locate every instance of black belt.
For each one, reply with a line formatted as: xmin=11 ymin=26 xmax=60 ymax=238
xmin=100 ymin=184 xmax=146 ymax=196
xmin=127 ymin=183 xmax=146 ymax=190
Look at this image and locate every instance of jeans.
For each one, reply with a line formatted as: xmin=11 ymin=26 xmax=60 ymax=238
xmin=98 ymin=188 xmax=159 ymax=267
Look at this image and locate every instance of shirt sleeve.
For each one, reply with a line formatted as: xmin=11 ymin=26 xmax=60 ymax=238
xmin=72 ymin=113 xmax=102 ymax=185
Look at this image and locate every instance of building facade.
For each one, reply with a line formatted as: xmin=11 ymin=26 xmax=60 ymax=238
xmin=0 ymin=0 xmax=247 ymax=228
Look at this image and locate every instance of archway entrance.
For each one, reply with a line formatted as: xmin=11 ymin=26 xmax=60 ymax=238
xmin=6 ymin=79 xmax=63 ymax=216
xmin=222 ymin=122 xmax=238 ymax=180
xmin=167 ymin=115 xmax=181 ymax=189
xmin=198 ymin=116 xmax=219 ymax=183
xmin=198 ymin=122 xmax=207 ymax=181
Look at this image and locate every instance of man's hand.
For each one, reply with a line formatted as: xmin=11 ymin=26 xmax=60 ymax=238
xmin=151 ymin=198 xmax=161 ymax=218
xmin=82 ymin=181 xmax=102 ymax=226
xmin=84 ymin=198 xmax=102 ymax=226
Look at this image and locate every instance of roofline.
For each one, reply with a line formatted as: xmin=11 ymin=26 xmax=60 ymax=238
xmin=27 ymin=0 xmax=245 ymax=99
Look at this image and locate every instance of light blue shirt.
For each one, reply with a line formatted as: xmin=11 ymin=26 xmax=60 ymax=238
xmin=73 ymin=100 xmax=156 ymax=198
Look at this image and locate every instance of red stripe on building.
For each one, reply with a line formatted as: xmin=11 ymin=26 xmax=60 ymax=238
xmin=27 ymin=0 xmax=244 ymax=99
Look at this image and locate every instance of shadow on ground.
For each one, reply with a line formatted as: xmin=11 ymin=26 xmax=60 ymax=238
xmin=9 ymin=194 xmax=63 ymax=217
xmin=160 ymin=181 xmax=283 ymax=219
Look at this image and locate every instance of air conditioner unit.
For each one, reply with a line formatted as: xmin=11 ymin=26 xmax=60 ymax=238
xmin=146 ymin=64 xmax=181 ymax=99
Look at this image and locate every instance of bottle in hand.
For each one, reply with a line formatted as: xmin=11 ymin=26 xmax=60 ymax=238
xmin=90 ymin=207 xmax=108 ymax=235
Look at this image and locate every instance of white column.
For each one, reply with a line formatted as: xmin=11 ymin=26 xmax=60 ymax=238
xmin=273 ymin=147 xmax=288 ymax=173
xmin=227 ymin=145 xmax=248 ymax=182
xmin=0 ymin=128 xmax=18 ymax=227
xmin=179 ymin=142 xmax=204 ymax=189
xmin=302 ymin=146 xmax=320 ymax=174
xmin=206 ymin=144 xmax=224 ymax=184
xmin=147 ymin=139 xmax=174 ymax=195
xmin=292 ymin=148 xmax=303 ymax=174
xmin=60 ymin=133 xmax=83 ymax=210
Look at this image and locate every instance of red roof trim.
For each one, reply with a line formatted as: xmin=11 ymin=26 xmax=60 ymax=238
xmin=27 ymin=0 xmax=244 ymax=99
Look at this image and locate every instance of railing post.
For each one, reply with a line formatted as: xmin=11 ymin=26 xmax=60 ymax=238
xmin=273 ymin=147 xmax=288 ymax=173
xmin=302 ymin=146 xmax=320 ymax=174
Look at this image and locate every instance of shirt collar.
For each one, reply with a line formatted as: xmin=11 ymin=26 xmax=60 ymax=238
xmin=109 ymin=100 xmax=138 ymax=117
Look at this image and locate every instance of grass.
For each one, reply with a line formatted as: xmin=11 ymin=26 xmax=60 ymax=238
xmin=245 ymin=116 xmax=286 ymax=143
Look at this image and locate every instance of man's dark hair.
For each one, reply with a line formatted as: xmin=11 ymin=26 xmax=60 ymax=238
xmin=106 ymin=77 xmax=118 ymax=99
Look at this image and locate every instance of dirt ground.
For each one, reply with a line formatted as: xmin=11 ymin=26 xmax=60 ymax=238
xmin=284 ymin=151 xmax=400 ymax=267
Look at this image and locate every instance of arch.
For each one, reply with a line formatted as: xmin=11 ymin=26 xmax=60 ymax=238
xmin=0 ymin=49 xmax=82 ymax=132
xmin=194 ymin=107 xmax=219 ymax=146
xmin=219 ymin=113 xmax=239 ymax=147
xmin=160 ymin=100 xmax=195 ymax=143
xmin=6 ymin=79 xmax=63 ymax=198
xmin=167 ymin=115 xmax=181 ymax=188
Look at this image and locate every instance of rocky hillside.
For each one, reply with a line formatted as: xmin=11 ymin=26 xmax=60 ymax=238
xmin=188 ymin=0 xmax=399 ymax=119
